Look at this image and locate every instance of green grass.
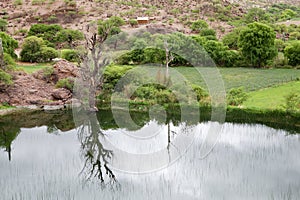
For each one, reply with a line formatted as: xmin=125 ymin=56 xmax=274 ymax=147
xmin=16 ymin=63 xmax=51 ymax=74
xmin=0 ymin=104 xmax=14 ymax=110
xmin=175 ymin=67 xmax=300 ymax=91
xmin=243 ymin=81 xmax=300 ymax=110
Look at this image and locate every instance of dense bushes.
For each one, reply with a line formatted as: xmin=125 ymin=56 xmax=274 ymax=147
xmin=61 ymin=49 xmax=80 ymax=62
xmin=284 ymin=41 xmax=300 ymax=66
xmin=27 ymin=24 xmax=62 ymax=45
xmin=20 ymin=36 xmax=43 ymax=62
xmin=99 ymin=65 xmax=210 ymax=105
xmin=39 ymin=46 xmax=58 ymax=62
xmin=27 ymin=24 xmax=84 ymax=48
xmin=0 ymin=32 xmax=18 ymax=58
xmin=20 ymin=36 xmax=58 ymax=62
xmin=238 ymin=22 xmax=277 ymax=68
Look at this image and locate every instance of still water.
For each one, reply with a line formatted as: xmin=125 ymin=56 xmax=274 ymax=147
xmin=0 ymin=110 xmax=299 ymax=200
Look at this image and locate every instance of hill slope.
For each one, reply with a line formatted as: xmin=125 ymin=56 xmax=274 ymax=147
xmin=0 ymin=0 xmax=299 ymax=41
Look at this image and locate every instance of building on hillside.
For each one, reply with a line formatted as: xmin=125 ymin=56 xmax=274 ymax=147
xmin=137 ymin=17 xmax=149 ymax=25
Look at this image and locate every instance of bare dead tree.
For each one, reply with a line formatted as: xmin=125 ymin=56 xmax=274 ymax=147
xmin=78 ymin=112 xmax=117 ymax=185
xmin=79 ymin=19 xmax=123 ymax=111
xmin=163 ymin=40 xmax=174 ymax=79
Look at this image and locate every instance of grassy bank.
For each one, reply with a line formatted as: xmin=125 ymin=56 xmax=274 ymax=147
xmin=243 ymin=81 xmax=300 ymax=110
xmin=16 ymin=63 xmax=51 ymax=74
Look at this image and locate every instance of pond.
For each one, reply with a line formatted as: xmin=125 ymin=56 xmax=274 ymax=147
xmin=0 ymin=109 xmax=299 ymax=200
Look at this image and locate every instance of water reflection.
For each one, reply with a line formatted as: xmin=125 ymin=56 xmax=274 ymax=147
xmin=0 ymin=109 xmax=299 ymax=199
xmin=0 ymin=126 xmax=20 ymax=161
xmin=77 ymin=112 xmax=116 ymax=185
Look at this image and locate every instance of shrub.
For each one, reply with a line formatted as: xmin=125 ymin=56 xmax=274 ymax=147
xmin=61 ymin=49 xmax=80 ymax=62
xmin=20 ymin=36 xmax=57 ymax=62
xmin=274 ymin=39 xmax=285 ymax=52
xmin=102 ymin=65 xmax=133 ymax=92
xmin=42 ymin=66 xmax=54 ymax=81
xmin=39 ymin=46 xmax=58 ymax=62
xmin=133 ymin=85 xmax=159 ymax=100
xmin=0 ymin=19 xmax=8 ymax=32
xmin=55 ymin=78 xmax=74 ymax=91
xmin=227 ymin=87 xmax=248 ymax=106
xmin=223 ymin=50 xmax=241 ymax=67
xmin=3 ymin=53 xmax=16 ymax=71
xmin=32 ymin=0 xmax=46 ymax=5
xmin=222 ymin=27 xmax=246 ymax=50
xmin=200 ymin=28 xmax=216 ymax=37
xmin=0 ymin=32 xmax=18 ymax=58
xmin=191 ymin=84 xmax=208 ymax=102
xmin=285 ymin=92 xmax=300 ymax=113
xmin=284 ymin=41 xmax=300 ymax=66
xmin=289 ymin=32 xmax=300 ymax=40
xmin=13 ymin=0 xmax=22 ymax=5
xmin=20 ymin=36 xmax=44 ymax=62
xmin=0 ymin=69 xmax=12 ymax=86
xmin=190 ymin=20 xmax=208 ymax=32
xmin=27 ymin=24 xmax=62 ymax=45
xmin=129 ymin=19 xmax=138 ymax=27
xmin=155 ymin=90 xmax=177 ymax=104
xmin=55 ymin=29 xmax=84 ymax=48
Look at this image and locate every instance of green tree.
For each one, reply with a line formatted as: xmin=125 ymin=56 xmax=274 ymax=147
xmin=0 ymin=32 xmax=18 ymax=58
xmin=27 ymin=24 xmax=63 ymax=45
xmin=210 ymin=46 xmax=241 ymax=68
xmin=0 ymin=19 xmax=8 ymax=32
xmin=20 ymin=36 xmax=57 ymax=63
xmin=238 ymin=22 xmax=277 ymax=68
xmin=39 ymin=46 xmax=58 ymax=62
xmin=222 ymin=27 xmax=246 ymax=50
xmin=80 ymin=16 xmax=125 ymax=111
xmin=190 ymin=20 xmax=208 ymax=32
xmin=284 ymin=41 xmax=300 ymax=66
xmin=97 ymin=16 xmax=125 ymax=42
xmin=55 ymin=29 xmax=84 ymax=48
xmin=20 ymin=36 xmax=44 ymax=62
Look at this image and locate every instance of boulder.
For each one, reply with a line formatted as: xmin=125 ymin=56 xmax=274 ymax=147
xmin=51 ymin=88 xmax=72 ymax=101
xmin=53 ymin=59 xmax=79 ymax=80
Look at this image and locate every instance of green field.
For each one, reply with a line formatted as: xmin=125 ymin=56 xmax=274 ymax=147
xmin=175 ymin=67 xmax=300 ymax=91
xmin=16 ymin=64 xmax=51 ymax=74
xmin=16 ymin=64 xmax=300 ymax=91
xmin=243 ymin=81 xmax=300 ymax=110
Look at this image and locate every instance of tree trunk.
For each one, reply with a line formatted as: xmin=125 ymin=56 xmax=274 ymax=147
xmin=0 ymin=38 xmax=4 ymax=68
xmin=88 ymin=77 xmax=98 ymax=112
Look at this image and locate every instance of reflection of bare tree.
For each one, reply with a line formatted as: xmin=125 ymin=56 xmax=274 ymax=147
xmin=77 ymin=112 xmax=117 ymax=185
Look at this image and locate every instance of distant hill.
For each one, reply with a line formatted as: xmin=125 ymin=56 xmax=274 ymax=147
xmin=1 ymin=0 xmax=299 ymax=40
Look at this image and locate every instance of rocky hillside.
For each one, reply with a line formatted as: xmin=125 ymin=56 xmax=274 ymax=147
xmin=1 ymin=0 xmax=298 ymax=41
